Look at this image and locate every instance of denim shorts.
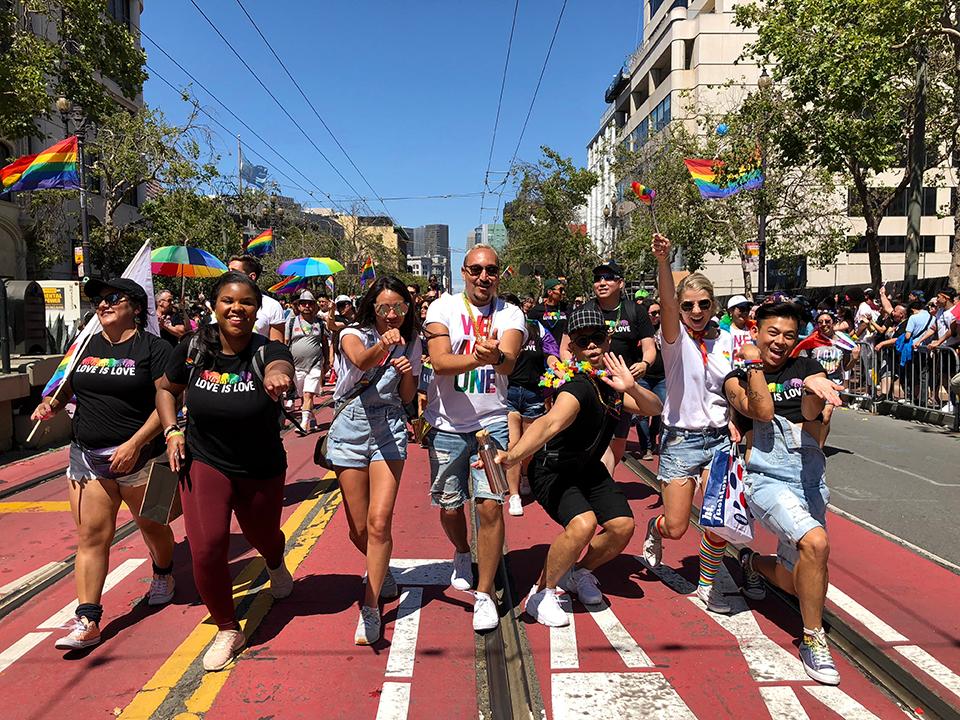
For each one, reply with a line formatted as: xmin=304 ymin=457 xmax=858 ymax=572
xmin=325 ymin=403 xmax=408 ymax=468
xmin=657 ymin=427 xmax=729 ymax=485
xmin=506 ymin=385 xmax=546 ymax=419
xmin=428 ymin=421 xmax=509 ymax=509
xmin=743 ymin=417 xmax=829 ymax=572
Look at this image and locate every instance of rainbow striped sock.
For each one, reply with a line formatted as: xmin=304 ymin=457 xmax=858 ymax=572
xmin=655 ymin=515 xmax=666 ymax=536
xmin=698 ymin=533 xmax=727 ymax=588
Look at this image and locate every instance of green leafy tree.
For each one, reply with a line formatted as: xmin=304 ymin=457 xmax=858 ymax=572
xmin=0 ymin=0 xmax=146 ymax=139
xmin=736 ymin=0 xmax=956 ymax=288
xmin=502 ymin=146 xmax=599 ymax=297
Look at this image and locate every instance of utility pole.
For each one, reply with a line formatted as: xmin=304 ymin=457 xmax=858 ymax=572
xmin=904 ymin=48 xmax=927 ymax=294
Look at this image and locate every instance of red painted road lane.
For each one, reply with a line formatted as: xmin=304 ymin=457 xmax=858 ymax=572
xmin=506 ymin=462 xmax=908 ymax=718
xmin=0 ymin=447 xmax=69 ymax=493
xmin=0 ymin=431 xmax=328 ymax=720
xmin=205 ymin=433 xmax=480 ymax=720
xmin=637 ymin=450 xmax=960 ymax=713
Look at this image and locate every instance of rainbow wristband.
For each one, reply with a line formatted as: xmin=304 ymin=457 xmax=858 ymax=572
xmin=164 ymin=430 xmax=184 ymax=441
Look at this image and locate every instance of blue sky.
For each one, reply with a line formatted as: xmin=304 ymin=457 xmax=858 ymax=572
xmin=143 ymin=1 xmax=643 ymax=288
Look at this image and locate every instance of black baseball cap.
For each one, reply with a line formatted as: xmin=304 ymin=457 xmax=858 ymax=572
xmin=592 ymin=260 xmax=624 ymax=278
xmin=568 ymin=306 xmax=607 ymax=335
xmin=84 ymin=277 xmax=148 ymax=310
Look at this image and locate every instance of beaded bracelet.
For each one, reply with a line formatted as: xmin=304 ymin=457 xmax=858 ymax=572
xmin=164 ymin=430 xmax=184 ymax=441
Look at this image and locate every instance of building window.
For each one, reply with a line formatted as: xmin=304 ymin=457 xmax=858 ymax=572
xmin=846 ymin=235 xmax=936 ymax=253
xmin=108 ymin=0 xmax=131 ymax=29
xmin=847 ymin=187 xmax=941 ymax=218
xmin=650 ymin=0 xmax=666 ymax=16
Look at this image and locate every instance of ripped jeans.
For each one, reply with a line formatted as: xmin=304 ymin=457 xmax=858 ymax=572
xmin=743 ymin=415 xmax=829 ymax=572
xmin=427 ymin=422 xmax=509 ymax=509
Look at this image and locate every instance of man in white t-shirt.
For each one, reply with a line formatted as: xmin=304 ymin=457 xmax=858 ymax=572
xmin=926 ymin=287 xmax=960 ymax=411
xmin=228 ymin=255 xmax=286 ymax=341
xmin=424 ymin=244 xmax=526 ymax=632
xmin=854 ymin=288 xmax=880 ymax=337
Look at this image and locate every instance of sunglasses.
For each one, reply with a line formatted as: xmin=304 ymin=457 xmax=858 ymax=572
xmin=551 ymin=287 xmax=566 ymax=294
xmin=375 ymin=302 xmax=410 ymax=318
xmin=572 ymin=330 xmax=609 ymax=348
xmin=680 ymin=299 xmax=712 ymax=312
xmin=732 ymin=303 xmax=752 ymax=313
xmin=97 ymin=292 xmax=128 ymax=307
xmin=593 ymin=273 xmax=620 ymax=283
xmin=463 ymin=264 xmax=500 ymax=277
xmin=649 ymin=310 xmax=661 ymax=316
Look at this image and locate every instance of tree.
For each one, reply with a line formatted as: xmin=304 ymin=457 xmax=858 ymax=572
xmin=502 ymin=146 xmax=599 ymax=296
xmin=0 ymin=0 xmax=146 ymax=139
xmin=736 ymin=0 xmax=956 ymax=288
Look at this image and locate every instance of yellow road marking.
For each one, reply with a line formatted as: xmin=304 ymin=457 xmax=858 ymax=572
xmin=0 ymin=501 xmax=72 ymax=513
xmin=118 ymin=475 xmax=339 ymax=720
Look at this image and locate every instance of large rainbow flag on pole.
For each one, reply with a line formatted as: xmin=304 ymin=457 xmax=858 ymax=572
xmin=244 ymin=228 xmax=274 ymax=256
xmin=359 ymin=257 xmax=376 ymax=288
xmin=0 ymin=136 xmax=80 ymax=193
xmin=683 ymin=155 xmax=764 ymax=200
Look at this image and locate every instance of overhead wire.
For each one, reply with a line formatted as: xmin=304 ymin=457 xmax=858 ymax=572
xmin=232 ymin=0 xmax=394 ymax=221
xmin=478 ymin=0 xmax=521 ymax=227
xmin=494 ymin=0 xmax=568 ymax=224
xmin=185 ymin=0 xmax=382 ymax=219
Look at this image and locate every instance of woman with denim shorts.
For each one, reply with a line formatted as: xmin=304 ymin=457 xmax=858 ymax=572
xmin=502 ymin=294 xmax=560 ymax=516
xmin=640 ymin=235 xmax=736 ymax=614
xmin=325 ymin=277 xmax=421 ymax=645
xmin=723 ymin=302 xmax=843 ymax=685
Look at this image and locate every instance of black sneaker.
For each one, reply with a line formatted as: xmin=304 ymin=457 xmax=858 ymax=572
xmin=739 ymin=548 xmax=766 ymax=600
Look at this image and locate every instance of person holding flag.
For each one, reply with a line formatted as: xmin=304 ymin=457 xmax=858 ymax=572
xmin=30 ymin=277 xmax=176 ymax=652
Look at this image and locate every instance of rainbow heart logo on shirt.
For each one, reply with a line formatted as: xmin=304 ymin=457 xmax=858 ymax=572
xmin=199 ymin=370 xmax=253 ymax=385
xmin=80 ymin=357 xmax=135 ymax=369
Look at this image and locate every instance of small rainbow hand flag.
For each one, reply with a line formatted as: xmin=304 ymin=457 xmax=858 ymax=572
xmin=1 ymin=136 xmax=80 ymax=193
xmin=245 ymin=228 xmax=274 ymax=256
xmin=684 ymin=155 xmax=763 ymax=200
xmin=502 ymin=265 xmax=515 ymax=280
xmin=631 ymin=182 xmax=655 ymax=205
xmin=359 ymin=257 xmax=376 ymax=288
xmin=325 ymin=276 xmax=335 ymax=295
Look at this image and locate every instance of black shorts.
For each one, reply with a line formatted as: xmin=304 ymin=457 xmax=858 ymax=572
xmin=529 ymin=455 xmax=632 ymax=527
xmin=612 ymin=411 xmax=632 ymax=439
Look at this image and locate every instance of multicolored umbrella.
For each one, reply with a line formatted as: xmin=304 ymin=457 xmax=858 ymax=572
xmin=278 ymin=257 xmax=345 ymax=278
xmin=268 ymin=275 xmax=308 ymax=294
xmin=151 ymin=246 xmax=228 ymax=278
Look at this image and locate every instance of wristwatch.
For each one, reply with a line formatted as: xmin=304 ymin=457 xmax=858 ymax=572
xmin=493 ymin=349 xmax=506 ymax=366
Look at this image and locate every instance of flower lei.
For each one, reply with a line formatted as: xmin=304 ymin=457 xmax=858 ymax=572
xmin=539 ymin=360 xmax=609 ymax=389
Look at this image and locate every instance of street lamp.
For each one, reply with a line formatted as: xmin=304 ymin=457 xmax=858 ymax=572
xmin=56 ymin=95 xmax=91 ymax=281
xmin=756 ymin=69 xmax=772 ymax=295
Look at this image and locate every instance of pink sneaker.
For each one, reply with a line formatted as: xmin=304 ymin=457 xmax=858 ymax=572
xmin=55 ymin=616 xmax=101 ymax=650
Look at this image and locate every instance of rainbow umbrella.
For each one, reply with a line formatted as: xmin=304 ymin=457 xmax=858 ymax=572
xmin=278 ymin=257 xmax=345 ymax=278
xmin=268 ymin=275 xmax=308 ymax=294
xmin=151 ymin=245 xmax=228 ymax=278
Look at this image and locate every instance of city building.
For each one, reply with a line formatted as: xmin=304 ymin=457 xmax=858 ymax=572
xmin=307 ymin=209 xmax=410 ymax=272
xmin=403 ymin=223 xmax=451 ymax=290
xmin=586 ymin=0 xmax=956 ymax=294
xmin=0 ymin=0 xmax=147 ymax=280
xmin=470 ymin=223 xmax=507 ymax=252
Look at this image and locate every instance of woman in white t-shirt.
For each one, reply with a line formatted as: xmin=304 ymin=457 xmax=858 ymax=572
xmin=325 ymin=277 xmax=422 ymax=646
xmin=641 ymin=235 xmax=735 ymax=614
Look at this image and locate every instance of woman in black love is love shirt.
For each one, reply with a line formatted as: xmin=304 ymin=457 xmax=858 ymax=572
xmin=31 ymin=277 xmax=175 ymax=653
xmin=157 ymin=271 xmax=295 ymax=672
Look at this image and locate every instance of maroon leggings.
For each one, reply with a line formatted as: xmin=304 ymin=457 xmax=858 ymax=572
xmin=180 ymin=460 xmax=286 ymax=630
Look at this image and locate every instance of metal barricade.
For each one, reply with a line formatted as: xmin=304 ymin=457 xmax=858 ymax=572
xmin=843 ymin=341 xmax=876 ymax=405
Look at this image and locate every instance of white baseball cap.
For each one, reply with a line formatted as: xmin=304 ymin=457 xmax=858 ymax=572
xmin=335 ymin=294 xmax=352 ymax=305
xmin=298 ymin=290 xmax=317 ymax=303
xmin=727 ymin=294 xmax=751 ymax=310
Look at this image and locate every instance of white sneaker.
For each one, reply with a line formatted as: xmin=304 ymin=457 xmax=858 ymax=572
xmin=451 ymin=551 xmax=473 ymax=591
xmin=147 ymin=574 xmax=175 ymax=606
xmin=354 ymin=605 xmax=381 ymax=645
xmin=696 ymin=583 xmax=731 ymax=614
xmin=267 ymin=561 xmax=294 ymax=599
xmin=642 ymin=516 xmax=663 ymax=568
xmin=473 ymin=591 xmax=499 ymax=631
xmin=942 ymin=402 xmax=954 ymax=413
xmin=54 ymin=616 xmax=101 ymax=650
xmin=508 ymin=494 xmax=524 ymax=516
xmin=526 ymin=588 xmax=569 ymax=627
xmin=560 ymin=567 xmax=603 ymax=606
xmin=202 ymin=629 xmax=245 ymax=671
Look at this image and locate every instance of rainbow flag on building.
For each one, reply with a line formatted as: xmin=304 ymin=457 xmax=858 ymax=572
xmin=359 ymin=257 xmax=376 ymax=288
xmin=1 ymin=136 xmax=80 ymax=193
xmin=683 ymin=156 xmax=763 ymax=200
xmin=245 ymin=228 xmax=274 ymax=256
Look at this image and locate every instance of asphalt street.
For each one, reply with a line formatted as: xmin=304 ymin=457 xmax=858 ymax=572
xmin=824 ymin=408 xmax=960 ymax=567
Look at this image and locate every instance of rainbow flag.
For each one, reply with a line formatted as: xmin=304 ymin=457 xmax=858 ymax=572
xmin=1 ymin=136 xmax=80 ymax=193
xmin=684 ymin=156 xmax=763 ymax=200
xmin=245 ymin=228 xmax=273 ymax=256
xmin=359 ymin=257 xmax=375 ymax=288
xmin=325 ymin=276 xmax=335 ymax=295
xmin=268 ymin=275 xmax=307 ymax=294
xmin=630 ymin=182 xmax=655 ymax=205
xmin=502 ymin=265 xmax=515 ymax=280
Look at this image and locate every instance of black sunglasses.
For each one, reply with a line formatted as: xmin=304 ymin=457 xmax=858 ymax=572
xmin=732 ymin=303 xmax=752 ymax=313
xmin=97 ymin=292 xmax=128 ymax=307
xmin=593 ymin=273 xmax=620 ymax=283
xmin=572 ymin=330 xmax=609 ymax=348
xmin=680 ymin=299 xmax=712 ymax=312
xmin=463 ymin=264 xmax=500 ymax=277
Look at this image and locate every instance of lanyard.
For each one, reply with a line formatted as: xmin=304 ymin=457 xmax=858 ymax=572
xmin=462 ymin=293 xmax=494 ymax=340
xmin=689 ymin=328 xmax=709 ymax=366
